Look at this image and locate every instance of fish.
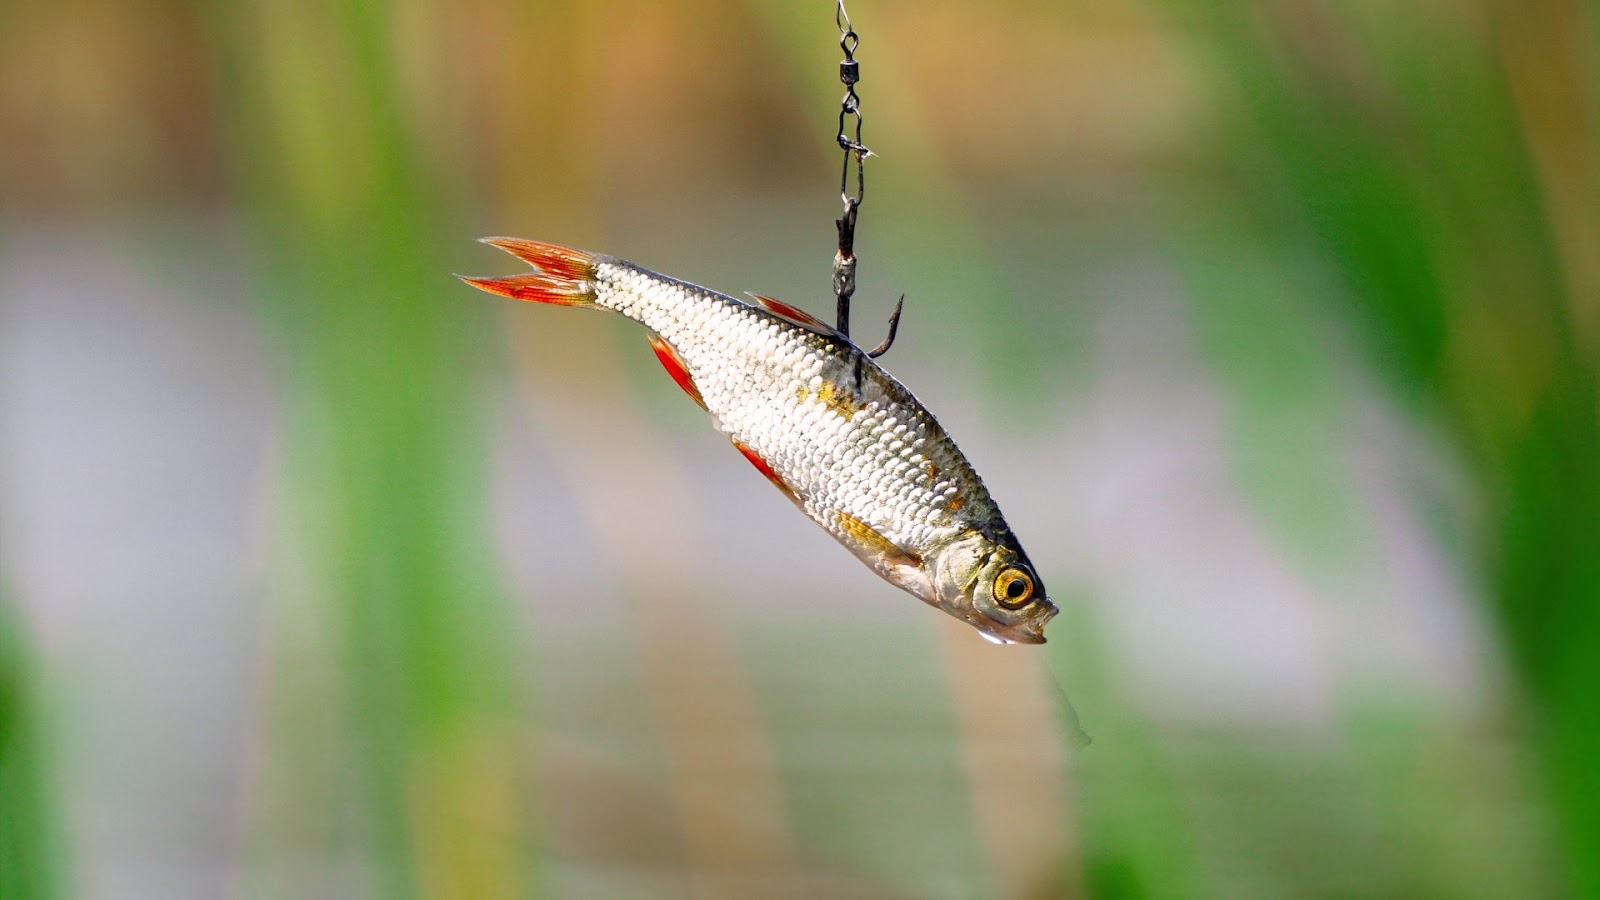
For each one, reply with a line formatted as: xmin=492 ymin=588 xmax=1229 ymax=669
xmin=461 ymin=238 xmax=1057 ymax=644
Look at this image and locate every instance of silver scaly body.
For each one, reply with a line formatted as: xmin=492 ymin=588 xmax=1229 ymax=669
xmin=463 ymin=238 xmax=1057 ymax=644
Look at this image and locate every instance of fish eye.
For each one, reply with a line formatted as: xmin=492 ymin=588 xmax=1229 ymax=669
xmin=994 ymin=567 xmax=1034 ymax=610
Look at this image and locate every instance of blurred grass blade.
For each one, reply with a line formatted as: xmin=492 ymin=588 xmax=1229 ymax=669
xmin=0 ymin=599 xmax=65 ymax=900
xmin=1163 ymin=1 xmax=1600 ymax=891
xmin=207 ymin=1 xmax=531 ymax=896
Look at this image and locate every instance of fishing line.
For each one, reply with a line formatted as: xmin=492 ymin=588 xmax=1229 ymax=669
xmin=1044 ymin=657 xmax=1093 ymax=749
xmin=826 ymin=3 xmax=1087 ymax=747
xmin=830 ymin=0 xmax=903 ymax=357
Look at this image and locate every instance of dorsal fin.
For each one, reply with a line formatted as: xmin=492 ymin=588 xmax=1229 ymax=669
xmin=745 ymin=293 xmax=843 ymax=338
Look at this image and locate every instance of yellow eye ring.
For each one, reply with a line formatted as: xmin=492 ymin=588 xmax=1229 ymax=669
xmin=994 ymin=568 xmax=1034 ymax=610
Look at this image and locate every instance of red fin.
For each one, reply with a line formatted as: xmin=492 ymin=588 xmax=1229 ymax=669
xmin=458 ymin=237 xmax=598 ymax=305
xmin=746 ymin=293 xmax=841 ymax=337
xmin=478 ymin=237 xmax=596 ymax=281
xmin=733 ymin=441 xmax=799 ymax=503
xmin=648 ymin=333 xmax=707 ymax=410
xmin=459 ymin=272 xmax=593 ymax=305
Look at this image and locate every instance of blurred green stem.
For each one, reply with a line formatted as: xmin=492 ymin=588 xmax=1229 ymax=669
xmin=209 ymin=1 xmax=528 ymax=896
xmin=0 ymin=599 xmax=64 ymax=900
xmin=1166 ymin=1 xmax=1600 ymax=890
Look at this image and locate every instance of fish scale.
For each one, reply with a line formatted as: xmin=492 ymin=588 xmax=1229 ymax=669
xmin=462 ymin=238 xmax=1058 ymax=644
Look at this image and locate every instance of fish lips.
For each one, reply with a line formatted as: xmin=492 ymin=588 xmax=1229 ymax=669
xmin=976 ymin=602 xmax=1057 ymax=645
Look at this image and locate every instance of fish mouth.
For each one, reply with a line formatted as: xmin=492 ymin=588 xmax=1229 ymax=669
xmin=1012 ymin=624 xmax=1049 ymax=645
xmin=979 ymin=616 xmax=1051 ymax=645
xmin=979 ymin=627 xmax=1045 ymax=646
xmin=990 ymin=602 xmax=1057 ymax=645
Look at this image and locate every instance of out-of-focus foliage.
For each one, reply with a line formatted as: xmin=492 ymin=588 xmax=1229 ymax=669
xmin=211 ymin=2 xmax=529 ymax=896
xmin=1163 ymin=2 xmax=1599 ymax=893
xmin=0 ymin=599 xmax=64 ymax=900
xmin=0 ymin=0 xmax=1591 ymax=897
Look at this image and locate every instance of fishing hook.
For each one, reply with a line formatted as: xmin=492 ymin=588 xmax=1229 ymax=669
xmin=830 ymin=0 xmax=905 ymax=357
xmin=866 ymin=294 xmax=904 ymax=358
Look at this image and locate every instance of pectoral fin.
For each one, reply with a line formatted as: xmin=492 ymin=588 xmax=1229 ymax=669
xmin=834 ymin=511 xmax=922 ymax=569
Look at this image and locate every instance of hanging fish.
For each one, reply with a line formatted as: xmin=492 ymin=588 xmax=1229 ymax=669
xmin=462 ymin=238 xmax=1057 ymax=644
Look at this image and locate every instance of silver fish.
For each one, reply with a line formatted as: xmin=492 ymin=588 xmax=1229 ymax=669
xmin=463 ymin=238 xmax=1057 ymax=644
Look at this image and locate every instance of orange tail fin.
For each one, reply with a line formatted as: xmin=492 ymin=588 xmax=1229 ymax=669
xmin=457 ymin=237 xmax=598 ymax=306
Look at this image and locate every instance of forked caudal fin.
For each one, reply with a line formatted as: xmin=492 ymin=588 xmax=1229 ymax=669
xmin=458 ymin=237 xmax=598 ymax=306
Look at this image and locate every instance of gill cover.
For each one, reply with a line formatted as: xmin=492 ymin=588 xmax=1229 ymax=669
xmin=930 ymin=531 xmax=1055 ymax=644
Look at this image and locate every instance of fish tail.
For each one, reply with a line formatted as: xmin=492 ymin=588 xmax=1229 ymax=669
xmin=458 ymin=237 xmax=598 ymax=306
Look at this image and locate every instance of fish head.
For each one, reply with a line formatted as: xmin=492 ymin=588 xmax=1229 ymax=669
xmin=927 ymin=530 xmax=1058 ymax=644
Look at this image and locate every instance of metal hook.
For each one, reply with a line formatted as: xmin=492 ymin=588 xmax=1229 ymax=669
xmin=866 ymin=295 xmax=905 ymax=358
xmin=834 ymin=198 xmax=858 ymax=336
xmin=829 ymin=0 xmax=901 ymax=358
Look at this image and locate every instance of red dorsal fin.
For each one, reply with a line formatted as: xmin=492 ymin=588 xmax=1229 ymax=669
xmin=733 ymin=440 xmax=799 ymax=504
xmin=746 ymin=293 xmax=842 ymax=337
xmin=647 ymin=333 xmax=707 ymax=410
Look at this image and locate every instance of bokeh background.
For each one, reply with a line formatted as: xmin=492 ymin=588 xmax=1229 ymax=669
xmin=2 ymin=0 xmax=1595 ymax=897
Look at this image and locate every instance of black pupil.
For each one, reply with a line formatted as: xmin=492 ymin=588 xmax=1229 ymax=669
xmin=1005 ymin=576 xmax=1027 ymax=599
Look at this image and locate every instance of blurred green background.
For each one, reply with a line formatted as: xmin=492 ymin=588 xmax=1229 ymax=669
xmin=1 ymin=0 xmax=1594 ymax=897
